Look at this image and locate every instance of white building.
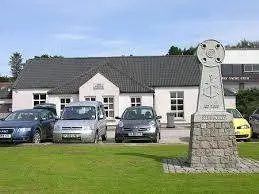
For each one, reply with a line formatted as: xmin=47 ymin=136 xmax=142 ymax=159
xmin=11 ymin=55 xmax=237 ymax=124
xmin=222 ymin=48 xmax=259 ymax=93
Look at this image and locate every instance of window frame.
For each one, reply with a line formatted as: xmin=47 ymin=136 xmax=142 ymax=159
xmin=103 ymin=96 xmax=114 ymax=118
xmin=170 ymin=91 xmax=184 ymax=119
xmin=33 ymin=93 xmax=46 ymax=106
xmin=85 ymin=96 xmax=96 ymax=101
xmin=60 ymin=97 xmax=71 ymax=114
xmin=130 ymin=97 xmax=141 ymax=107
xmin=244 ymin=64 xmax=259 ymax=72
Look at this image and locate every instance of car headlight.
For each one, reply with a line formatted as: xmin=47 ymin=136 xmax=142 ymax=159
xmin=149 ymin=120 xmax=156 ymax=126
xmin=16 ymin=128 xmax=31 ymax=133
xmin=237 ymin=125 xmax=250 ymax=129
xmin=54 ymin=125 xmax=62 ymax=131
xmin=82 ymin=126 xmax=91 ymax=131
xmin=118 ymin=121 xmax=124 ymax=128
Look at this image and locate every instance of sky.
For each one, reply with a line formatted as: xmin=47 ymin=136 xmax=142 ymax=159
xmin=1 ymin=0 xmax=259 ymax=75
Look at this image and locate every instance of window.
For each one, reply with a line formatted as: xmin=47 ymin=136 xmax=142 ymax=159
xmin=60 ymin=98 xmax=71 ymax=113
xmin=131 ymin=97 xmax=141 ymax=107
xmin=33 ymin=93 xmax=46 ymax=106
xmin=244 ymin=64 xmax=259 ymax=72
xmin=85 ymin=96 xmax=96 ymax=101
xmin=170 ymin=91 xmax=184 ymax=119
xmin=103 ymin=97 xmax=114 ymax=118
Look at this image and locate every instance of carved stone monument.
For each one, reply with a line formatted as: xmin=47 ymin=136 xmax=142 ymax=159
xmin=188 ymin=39 xmax=239 ymax=169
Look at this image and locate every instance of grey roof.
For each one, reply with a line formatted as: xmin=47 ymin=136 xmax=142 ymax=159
xmin=0 ymin=88 xmax=12 ymax=99
xmin=13 ymin=56 xmax=201 ymax=94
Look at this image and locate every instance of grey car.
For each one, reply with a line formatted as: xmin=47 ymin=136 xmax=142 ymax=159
xmin=115 ymin=106 xmax=161 ymax=143
xmin=53 ymin=101 xmax=107 ymax=143
xmin=249 ymin=108 xmax=259 ymax=137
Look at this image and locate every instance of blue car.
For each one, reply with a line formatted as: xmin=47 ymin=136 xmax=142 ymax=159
xmin=0 ymin=109 xmax=57 ymax=143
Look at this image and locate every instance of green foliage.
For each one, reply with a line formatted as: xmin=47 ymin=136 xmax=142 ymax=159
xmin=236 ymin=88 xmax=259 ymax=119
xmin=0 ymin=75 xmax=12 ymax=82
xmin=33 ymin=54 xmax=64 ymax=59
xmin=226 ymin=39 xmax=259 ymax=48
xmin=168 ymin=45 xmax=196 ymax=55
xmin=8 ymin=52 xmax=23 ymax=79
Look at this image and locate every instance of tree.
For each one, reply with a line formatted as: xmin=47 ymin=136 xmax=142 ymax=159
xmin=236 ymin=88 xmax=259 ymax=120
xmin=168 ymin=46 xmax=182 ymax=55
xmin=168 ymin=45 xmax=196 ymax=55
xmin=226 ymin=39 xmax=259 ymax=49
xmin=33 ymin=54 xmax=64 ymax=59
xmin=8 ymin=52 xmax=23 ymax=79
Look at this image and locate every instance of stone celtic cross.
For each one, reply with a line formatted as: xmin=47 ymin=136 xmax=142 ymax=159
xmin=196 ymin=39 xmax=225 ymax=112
xmin=188 ymin=39 xmax=239 ymax=169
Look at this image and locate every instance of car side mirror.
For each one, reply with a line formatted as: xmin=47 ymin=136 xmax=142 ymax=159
xmin=98 ymin=114 xmax=104 ymax=120
xmin=115 ymin=116 xmax=121 ymax=119
xmin=156 ymin=116 xmax=162 ymax=119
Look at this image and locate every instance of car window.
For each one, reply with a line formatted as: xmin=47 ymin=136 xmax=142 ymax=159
xmin=40 ymin=111 xmax=49 ymax=120
xmin=226 ymin=109 xmax=242 ymax=118
xmin=122 ymin=107 xmax=154 ymax=120
xmin=61 ymin=106 xmax=96 ymax=120
xmin=5 ymin=112 xmax=39 ymax=121
xmin=255 ymin=109 xmax=259 ymax=115
xmin=47 ymin=111 xmax=55 ymax=120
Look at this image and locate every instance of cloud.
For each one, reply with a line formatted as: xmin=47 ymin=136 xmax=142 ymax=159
xmin=53 ymin=33 xmax=86 ymax=40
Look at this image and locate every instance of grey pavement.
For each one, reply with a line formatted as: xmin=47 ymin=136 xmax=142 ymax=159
xmin=105 ymin=127 xmax=190 ymax=144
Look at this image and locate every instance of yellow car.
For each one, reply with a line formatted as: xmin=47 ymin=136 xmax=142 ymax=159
xmin=226 ymin=108 xmax=252 ymax=141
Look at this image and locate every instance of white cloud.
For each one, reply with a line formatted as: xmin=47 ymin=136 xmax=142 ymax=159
xmin=53 ymin=33 xmax=86 ymax=40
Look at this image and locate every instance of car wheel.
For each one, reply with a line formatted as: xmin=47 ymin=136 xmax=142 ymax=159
xmin=115 ymin=139 xmax=122 ymax=143
xmin=93 ymin=131 xmax=99 ymax=144
xmin=33 ymin=130 xmax=41 ymax=144
xmin=153 ymin=132 xmax=159 ymax=143
xmin=101 ymin=129 xmax=107 ymax=141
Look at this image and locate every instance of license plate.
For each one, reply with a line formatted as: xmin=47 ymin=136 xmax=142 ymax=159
xmin=62 ymin=134 xmax=80 ymax=138
xmin=0 ymin=134 xmax=11 ymax=138
xmin=128 ymin=132 xmax=142 ymax=136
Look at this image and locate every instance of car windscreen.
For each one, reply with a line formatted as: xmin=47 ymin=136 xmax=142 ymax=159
xmin=61 ymin=106 xmax=96 ymax=120
xmin=122 ymin=108 xmax=154 ymax=120
xmin=5 ymin=112 xmax=39 ymax=121
xmin=226 ymin=109 xmax=243 ymax=118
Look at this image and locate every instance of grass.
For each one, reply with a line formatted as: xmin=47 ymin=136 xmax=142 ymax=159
xmin=0 ymin=143 xmax=259 ymax=193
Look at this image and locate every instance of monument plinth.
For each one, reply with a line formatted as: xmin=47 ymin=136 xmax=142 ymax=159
xmin=188 ymin=39 xmax=239 ymax=169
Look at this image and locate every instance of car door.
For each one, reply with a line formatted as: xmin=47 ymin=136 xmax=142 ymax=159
xmin=46 ymin=111 xmax=56 ymax=138
xmin=97 ymin=105 xmax=106 ymax=136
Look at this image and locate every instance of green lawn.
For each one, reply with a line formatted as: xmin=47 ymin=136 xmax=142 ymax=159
xmin=0 ymin=143 xmax=259 ymax=193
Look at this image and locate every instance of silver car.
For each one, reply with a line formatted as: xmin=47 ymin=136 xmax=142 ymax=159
xmin=115 ymin=106 xmax=161 ymax=143
xmin=53 ymin=101 xmax=107 ymax=143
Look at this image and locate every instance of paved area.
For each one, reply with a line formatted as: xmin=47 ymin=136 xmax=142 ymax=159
xmin=105 ymin=127 xmax=190 ymax=144
xmin=162 ymin=157 xmax=259 ymax=173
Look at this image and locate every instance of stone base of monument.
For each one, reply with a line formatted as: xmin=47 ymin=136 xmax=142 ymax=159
xmin=161 ymin=112 xmax=259 ymax=173
xmin=188 ymin=112 xmax=239 ymax=169
xmin=162 ymin=157 xmax=259 ymax=173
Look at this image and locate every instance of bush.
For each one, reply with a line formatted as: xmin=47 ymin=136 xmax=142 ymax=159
xmin=236 ymin=88 xmax=259 ymax=119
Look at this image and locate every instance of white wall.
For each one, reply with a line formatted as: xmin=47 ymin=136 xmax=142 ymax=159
xmin=224 ymin=50 xmax=259 ymax=64
xmin=48 ymin=94 xmax=79 ymax=117
xmin=224 ymin=96 xmax=236 ymax=109
xmin=12 ymin=89 xmax=49 ymax=111
xmin=154 ymin=87 xmax=199 ymax=123
xmin=79 ymin=73 xmax=120 ymax=118
xmin=118 ymin=93 xmax=153 ymax=117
